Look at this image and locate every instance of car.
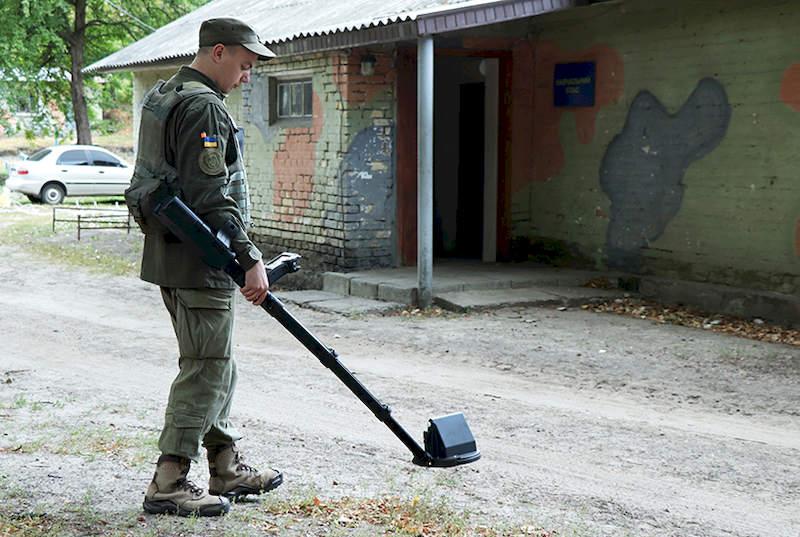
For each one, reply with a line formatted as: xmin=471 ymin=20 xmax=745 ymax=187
xmin=5 ymin=144 xmax=133 ymax=205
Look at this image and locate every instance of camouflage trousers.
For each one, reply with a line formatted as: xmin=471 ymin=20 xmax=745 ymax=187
xmin=158 ymin=287 xmax=242 ymax=461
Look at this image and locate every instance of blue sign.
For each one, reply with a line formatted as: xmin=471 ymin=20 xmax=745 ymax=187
xmin=554 ymin=62 xmax=596 ymax=107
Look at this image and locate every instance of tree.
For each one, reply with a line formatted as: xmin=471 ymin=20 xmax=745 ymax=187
xmin=0 ymin=0 xmax=207 ymax=144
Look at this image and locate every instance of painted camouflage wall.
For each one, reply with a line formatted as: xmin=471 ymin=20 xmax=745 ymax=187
xmin=239 ymin=51 xmax=396 ymax=277
xmin=513 ymin=0 xmax=800 ymax=293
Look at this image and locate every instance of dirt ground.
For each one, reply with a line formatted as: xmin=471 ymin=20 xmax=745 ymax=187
xmin=0 ymin=223 xmax=799 ymax=536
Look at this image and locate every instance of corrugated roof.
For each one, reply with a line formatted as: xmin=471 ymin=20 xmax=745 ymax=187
xmin=417 ymin=0 xmax=575 ymax=34
xmin=85 ymin=0 xmax=574 ymax=73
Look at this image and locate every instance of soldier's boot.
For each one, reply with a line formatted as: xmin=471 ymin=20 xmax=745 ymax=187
xmin=143 ymin=454 xmax=231 ymax=517
xmin=207 ymin=443 xmax=283 ymax=500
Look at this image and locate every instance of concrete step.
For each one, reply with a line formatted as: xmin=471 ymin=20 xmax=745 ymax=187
xmin=434 ymin=286 xmax=626 ymax=312
xmin=322 ymin=267 xmax=616 ymax=305
xmin=274 ymin=290 xmax=404 ymax=315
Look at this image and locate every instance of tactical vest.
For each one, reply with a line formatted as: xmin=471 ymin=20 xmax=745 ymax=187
xmin=226 ymin=117 xmax=251 ymax=226
xmin=125 ymin=80 xmax=251 ymax=234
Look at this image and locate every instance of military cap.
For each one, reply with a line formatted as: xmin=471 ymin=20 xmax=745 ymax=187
xmin=199 ymin=17 xmax=276 ymax=60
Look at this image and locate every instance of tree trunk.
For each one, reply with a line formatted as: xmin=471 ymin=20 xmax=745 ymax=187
xmin=70 ymin=0 xmax=91 ymax=145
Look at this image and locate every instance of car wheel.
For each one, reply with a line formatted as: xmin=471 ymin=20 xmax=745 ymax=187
xmin=41 ymin=183 xmax=66 ymax=205
xmin=26 ymin=194 xmax=42 ymax=204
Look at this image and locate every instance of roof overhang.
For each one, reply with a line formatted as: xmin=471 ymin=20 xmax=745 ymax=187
xmin=271 ymin=0 xmax=579 ymax=56
xmin=85 ymin=0 xmax=579 ymax=74
xmin=416 ymin=0 xmax=576 ymax=35
xmin=270 ymin=21 xmax=419 ymax=57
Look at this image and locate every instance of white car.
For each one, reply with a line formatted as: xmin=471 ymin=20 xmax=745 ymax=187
xmin=6 ymin=144 xmax=133 ymax=204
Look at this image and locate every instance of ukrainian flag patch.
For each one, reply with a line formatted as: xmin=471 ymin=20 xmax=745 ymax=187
xmin=200 ymin=131 xmax=219 ymax=148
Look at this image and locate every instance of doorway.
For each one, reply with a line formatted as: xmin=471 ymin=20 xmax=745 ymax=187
xmin=396 ymin=51 xmax=503 ymax=265
xmin=454 ymin=82 xmax=485 ymax=258
xmin=433 ymin=56 xmax=490 ymax=259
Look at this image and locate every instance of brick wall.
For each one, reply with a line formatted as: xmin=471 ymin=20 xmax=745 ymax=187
xmin=239 ymin=50 xmax=396 ymax=283
xmin=510 ymin=0 xmax=800 ymax=294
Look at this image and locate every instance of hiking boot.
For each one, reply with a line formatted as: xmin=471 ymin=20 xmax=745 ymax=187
xmin=207 ymin=443 xmax=283 ymax=499
xmin=143 ymin=454 xmax=231 ymax=517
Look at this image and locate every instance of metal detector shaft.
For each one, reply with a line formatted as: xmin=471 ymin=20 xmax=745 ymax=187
xmin=259 ymin=294 xmax=430 ymax=465
xmin=152 ymin=195 xmax=431 ymax=464
xmin=221 ymin=255 xmax=431 ymax=464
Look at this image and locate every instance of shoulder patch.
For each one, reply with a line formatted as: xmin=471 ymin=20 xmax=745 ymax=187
xmin=201 ymin=131 xmax=219 ymax=148
xmin=198 ymin=147 xmax=225 ymax=175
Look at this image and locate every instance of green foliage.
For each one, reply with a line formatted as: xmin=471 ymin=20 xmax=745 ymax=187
xmin=0 ymin=0 xmax=207 ymax=138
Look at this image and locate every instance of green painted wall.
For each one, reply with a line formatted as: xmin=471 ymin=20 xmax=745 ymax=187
xmin=518 ymin=0 xmax=800 ymax=293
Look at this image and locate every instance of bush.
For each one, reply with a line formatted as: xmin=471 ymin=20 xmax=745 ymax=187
xmin=95 ymin=119 xmax=121 ymax=135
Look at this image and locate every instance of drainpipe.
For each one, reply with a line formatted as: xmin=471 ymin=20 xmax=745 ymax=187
xmin=417 ymin=35 xmax=434 ymax=308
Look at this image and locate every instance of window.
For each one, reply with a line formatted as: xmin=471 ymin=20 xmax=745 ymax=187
xmin=57 ymin=150 xmax=90 ymax=166
xmin=89 ymin=150 xmax=122 ymax=167
xmin=276 ymin=79 xmax=313 ymax=119
xmin=27 ymin=149 xmax=51 ymax=162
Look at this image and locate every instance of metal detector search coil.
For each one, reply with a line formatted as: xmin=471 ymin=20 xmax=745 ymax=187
xmin=153 ymin=195 xmax=481 ymax=468
xmin=423 ymin=413 xmax=481 ymax=467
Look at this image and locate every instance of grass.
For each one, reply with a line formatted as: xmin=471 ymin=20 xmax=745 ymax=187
xmin=0 ymin=475 xmax=28 ymax=501
xmin=0 ymin=513 xmax=67 ymax=537
xmin=2 ymin=395 xmax=47 ymax=413
xmin=256 ymin=490 xmax=555 ymax=537
xmin=51 ymin=424 xmax=158 ymax=463
xmin=12 ymin=394 xmax=28 ymax=409
xmin=0 ymin=419 xmax=154 ymax=465
xmin=0 ymin=394 xmax=159 ymax=467
xmin=0 ymin=206 xmax=141 ymax=276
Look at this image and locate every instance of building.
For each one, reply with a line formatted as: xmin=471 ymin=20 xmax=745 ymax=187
xmin=87 ymin=0 xmax=800 ymax=298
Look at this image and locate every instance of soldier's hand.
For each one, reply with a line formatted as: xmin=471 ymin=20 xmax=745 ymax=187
xmin=242 ymin=259 xmax=269 ymax=305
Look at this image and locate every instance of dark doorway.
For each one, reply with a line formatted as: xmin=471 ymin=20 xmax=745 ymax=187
xmin=455 ymin=82 xmax=485 ymax=258
xmin=408 ymin=54 xmax=498 ymax=264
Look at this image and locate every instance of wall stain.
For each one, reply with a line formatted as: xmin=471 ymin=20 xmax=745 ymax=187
xmin=272 ymin=92 xmax=323 ymax=223
xmin=532 ymin=41 xmax=625 ymax=183
xmin=780 ymin=63 xmax=800 ymax=112
xmin=336 ymin=125 xmax=395 ymax=239
xmin=600 ymin=78 xmax=731 ymax=271
xmin=242 ymin=72 xmax=275 ymax=143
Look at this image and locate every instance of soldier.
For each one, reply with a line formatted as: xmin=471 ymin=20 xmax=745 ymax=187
xmin=128 ymin=18 xmax=282 ymax=517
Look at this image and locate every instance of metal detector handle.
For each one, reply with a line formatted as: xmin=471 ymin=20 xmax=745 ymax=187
xmin=264 ymin=252 xmax=302 ymax=285
xmin=152 ymin=196 xmax=300 ymax=286
xmin=152 ymin=196 xmax=238 ymax=271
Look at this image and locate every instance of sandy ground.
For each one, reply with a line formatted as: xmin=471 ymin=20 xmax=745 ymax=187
xmin=0 ymin=237 xmax=798 ymax=536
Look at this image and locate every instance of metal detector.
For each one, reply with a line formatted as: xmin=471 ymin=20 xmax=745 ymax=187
xmin=153 ymin=195 xmax=480 ymax=468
